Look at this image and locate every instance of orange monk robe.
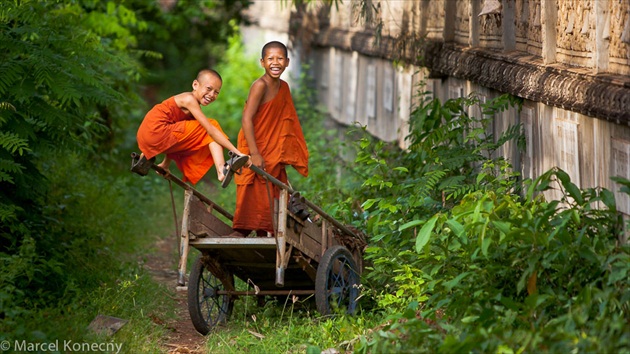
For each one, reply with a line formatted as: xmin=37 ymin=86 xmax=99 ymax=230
xmin=233 ymin=80 xmax=309 ymax=233
xmin=136 ymin=96 xmax=228 ymax=184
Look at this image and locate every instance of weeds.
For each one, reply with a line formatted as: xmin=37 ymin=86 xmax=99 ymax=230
xmin=203 ymin=293 xmax=380 ymax=354
xmin=0 ymin=148 xmax=178 ymax=351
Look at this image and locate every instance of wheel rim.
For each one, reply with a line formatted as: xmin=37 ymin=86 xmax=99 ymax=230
xmin=325 ymin=252 xmax=359 ymax=313
xmin=198 ymin=266 xmax=230 ymax=327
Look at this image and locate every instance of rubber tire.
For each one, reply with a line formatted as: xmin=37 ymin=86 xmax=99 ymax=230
xmin=315 ymin=245 xmax=361 ymax=315
xmin=187 ymin=255 xmax=234 ymax=335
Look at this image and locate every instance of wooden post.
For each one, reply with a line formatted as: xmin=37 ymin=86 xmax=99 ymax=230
xmin=443 ymin=0 xmax=456 ymax=42
xmin=177 ymin=189 xmax=193 ymax=286
xmin=502 ymin=0 xmax=516 ymax=52
xmin=541 ymin=0 xmax=557 ymax=64
xmin=470 ymin=0 xmax=480 ymax=47
xmin=275 ymin=189 xmax=288 ymax=287
xmin=321 ymin=219 xmax=327 ymax=257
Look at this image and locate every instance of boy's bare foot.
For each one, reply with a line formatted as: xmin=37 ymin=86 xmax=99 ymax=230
xmin=156 ymin=160 xmax=171 ymax=175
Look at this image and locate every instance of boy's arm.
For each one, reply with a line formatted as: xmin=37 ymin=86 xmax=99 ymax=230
xmin=180 ymin=95 xmax=243 ymax=156
xmin=242 ymin=80 xmax=267 ymax=168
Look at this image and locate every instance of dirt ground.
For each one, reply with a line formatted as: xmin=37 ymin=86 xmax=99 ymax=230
xmin=143 ymin=236 xmax=207 ymax=354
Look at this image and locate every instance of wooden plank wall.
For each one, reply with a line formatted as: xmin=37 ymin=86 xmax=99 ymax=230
xmin=314 ymin=45 xmax=630 ymax=224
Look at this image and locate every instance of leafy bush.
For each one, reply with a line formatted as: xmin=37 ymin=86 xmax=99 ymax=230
xmin=210 ymin=26 xmax=261 ymax=140
xmin=343 ymin=92 xmax=524 ymax=297
xmin=0 ymin=149 xmax=174 ymax=342
xmin=0 ymin=0 xmax=148 ymax=341
xmin=0 ymin=0 xmax=249 ymax=344
xmin=325 ymin=90 xmax=630 ymax=353
xmin=356 ymin=170 xmax=629 ymax=353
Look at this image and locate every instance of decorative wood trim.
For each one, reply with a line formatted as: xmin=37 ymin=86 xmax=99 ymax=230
xmin=313 ymin=28 xmax=630 ymax=123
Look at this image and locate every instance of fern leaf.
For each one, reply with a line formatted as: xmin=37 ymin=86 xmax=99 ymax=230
xmin=417 ymin=169 xmax=447 ymax=198
xmin=439 ymin=175 xmax=466 ymax=190
xmin=0 ymin=157 xmax=25 ymax=175
xmin=0 ymin=102 xmax=16 ymax=112
xmin=0 ymin=170 xmax=14 ymax=183
xmin=0 ymin=202 xmax=20 ymax=222
xmin=495 ymin=123 xmax=524 ymax=148
xmin=0 ymin=131 xmax=31 ymax=155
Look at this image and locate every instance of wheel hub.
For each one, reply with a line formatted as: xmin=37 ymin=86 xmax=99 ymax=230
xmin=203 ymin=286 xmax=217 ymax=298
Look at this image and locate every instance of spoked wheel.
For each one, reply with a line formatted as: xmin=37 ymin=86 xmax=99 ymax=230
xmin=315 ymin=245 xmax=361 ymax=315
xmin=187 ymin=254 xmax=234 ymax=335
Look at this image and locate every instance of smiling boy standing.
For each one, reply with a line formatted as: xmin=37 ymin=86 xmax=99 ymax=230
xmin=232 ymin=41 xmax=309 ymax=236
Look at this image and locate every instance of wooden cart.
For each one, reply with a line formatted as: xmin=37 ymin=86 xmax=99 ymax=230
xmin=131 ymin=153 xmax=366 ymax=335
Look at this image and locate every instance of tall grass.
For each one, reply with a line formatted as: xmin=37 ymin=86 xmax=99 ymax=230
xmin=203 ymin=294 xmax=381 ymax=354
xmin=0 ymin=147 xmax=179 ymax=351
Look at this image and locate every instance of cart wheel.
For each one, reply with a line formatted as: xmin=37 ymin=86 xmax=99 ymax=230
xmin=315 ymin=245 xmax=361 ymax=316
xmin=187 ymin=255 xmax=234 ymax=335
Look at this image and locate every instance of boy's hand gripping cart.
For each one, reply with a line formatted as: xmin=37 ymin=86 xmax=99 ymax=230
xmin=131 ymin=153 xmax=366 ymax=335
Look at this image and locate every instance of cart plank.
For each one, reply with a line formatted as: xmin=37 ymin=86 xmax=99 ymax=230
xmin=188 ymin=196 xmax=233 ymax=237
xmin=285 ymin=218 xmax=323 ymax=262
xmin=189 ymin=237 xmax=277 ymax=249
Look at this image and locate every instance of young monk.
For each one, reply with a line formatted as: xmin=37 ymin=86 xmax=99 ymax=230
xmin=133 ymin=69 xmax=249 ymax=186
xmin=232 ymin=41 xmax=309 ymax=236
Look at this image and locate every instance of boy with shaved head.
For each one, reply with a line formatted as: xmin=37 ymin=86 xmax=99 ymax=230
xmin=232 ymin=41 xmax=309 ymax=236
xmin=134 ymin=69 xmax=248 ymax=186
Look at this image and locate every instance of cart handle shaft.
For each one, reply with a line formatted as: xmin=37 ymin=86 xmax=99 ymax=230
xmin=248 ymin=164 xmax=360 ymax=241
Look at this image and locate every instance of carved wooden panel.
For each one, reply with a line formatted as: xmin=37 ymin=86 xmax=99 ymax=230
xmin=556 ymin=0 xmax=594 ymax=67
xmin=609 ymin=0 xmax=630 ymax=75
xmin=515 ymin=0 xmax=530 ymax=51
xmin=527 ymin=0 xmax=543 ymax=56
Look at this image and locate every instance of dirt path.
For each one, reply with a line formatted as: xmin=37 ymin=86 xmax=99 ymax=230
xmin=143 ymin=236 xmax=206 ymax=354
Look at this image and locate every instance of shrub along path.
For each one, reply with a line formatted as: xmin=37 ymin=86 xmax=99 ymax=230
xmin=143 ymin=235 xmax=206 ymax=353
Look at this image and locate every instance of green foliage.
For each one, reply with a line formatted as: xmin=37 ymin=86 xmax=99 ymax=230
xmin=204 ymin=293 xmax=381 ymax=354
xmin=287 ymin=79 xmax=628 ymax=352
xmin=211 ymin=25 xmax=261 ymax=140
xmin=79 ymin=271 xmax=173 ymax=353
xmin=357 ymin=171 xmax=629 ymax=353
xmin=0 ymin=0 xmax=251 ymax=345
xmin=334 ymin=89 xmax=630 ymax=352
xmin=0 ymin=150 xmax=175 ymax=343
xmin=372 ymin=257 xmax=429 ymax=309
xmin=349 ymin=92 xmax=524 ymax=290
xmin=130 ymin=0 xmax=252 ymax=95
xmin=0 ymin=0 xmax=144 ymax=228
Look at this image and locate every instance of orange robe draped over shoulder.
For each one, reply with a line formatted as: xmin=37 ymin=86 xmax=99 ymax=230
xmin=233 ymin=80 xmax=309 ymax=233
xmin=136 ymin=96 xmax=227 ymax=184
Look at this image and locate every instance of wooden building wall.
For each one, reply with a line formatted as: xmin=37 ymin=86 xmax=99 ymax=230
xmin=241 ymin=0 xmax=630 ymax=222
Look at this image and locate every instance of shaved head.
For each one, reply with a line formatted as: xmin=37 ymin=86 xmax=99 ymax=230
xmin=197 ymin=69 xmax=222 ymax=83
xmin=261 ymin=41 xmax=288 ymax=59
